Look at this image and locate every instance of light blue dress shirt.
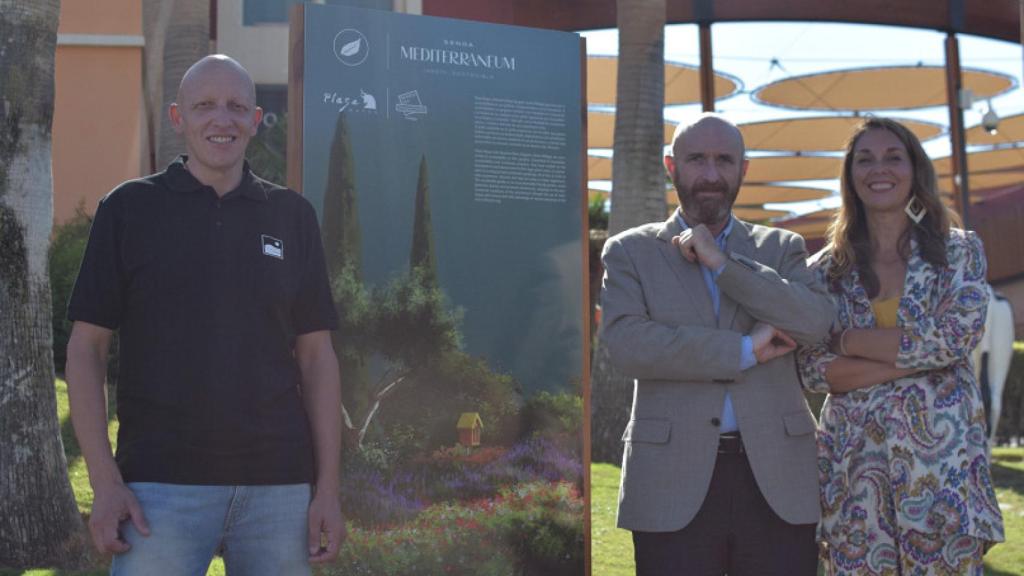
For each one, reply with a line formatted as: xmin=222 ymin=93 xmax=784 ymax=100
xmin=675 ymin=211 xmax=756 ymax=434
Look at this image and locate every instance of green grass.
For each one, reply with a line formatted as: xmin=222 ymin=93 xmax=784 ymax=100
xmin=0 ymin=380 xmax=226 ymax=576
xmin=591 ymin=452 xmax=1024 ymax=576
xmin=10 ymin=381 xmax=1022 ymax=575
xmin=590 ymin=463 xmax=635 ymax=574
xmin=985 ymin=447 xmax=1024 ymax=575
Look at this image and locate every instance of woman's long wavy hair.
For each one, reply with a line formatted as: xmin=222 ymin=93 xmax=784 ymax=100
xmin=826 ymin=117 xmax=957 ymax=297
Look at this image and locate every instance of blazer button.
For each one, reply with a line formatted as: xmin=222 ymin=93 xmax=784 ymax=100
xmin=710 ymin=417 xmax=721 ymax=427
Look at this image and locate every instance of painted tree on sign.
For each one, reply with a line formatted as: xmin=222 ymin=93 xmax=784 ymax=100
xmin=409 ymin=155 xmax=438 ymax=287
xmin=321 ymin=119 xmax=462 ymax=449
xmin=0 ymin=0 xmax=92 ymax=568
xmin=322 ymin=112 xmax=372 ymax=431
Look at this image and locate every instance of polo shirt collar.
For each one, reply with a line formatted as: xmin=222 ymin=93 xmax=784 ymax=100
xmin=165 ymin=155 xmax=268 ymax=202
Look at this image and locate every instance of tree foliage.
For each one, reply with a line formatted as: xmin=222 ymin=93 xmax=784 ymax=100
xmin=334 ymin=265 xmax=466 ymax=449
xmin=247 ymin=113 xmax=286 ymax=185
xmin=377 ymin=340 xmax=525 ymax=455
xmin=48 ymin=206 xmax=91 ymax=372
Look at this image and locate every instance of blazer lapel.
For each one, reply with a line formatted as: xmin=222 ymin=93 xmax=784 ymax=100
xmin=898 ymin=235 xmax=937 ymax=327
xmin=656 ymin=215 xmax=717 ymax=327
xmin=717 ymin=218 xmax=753 ymax=329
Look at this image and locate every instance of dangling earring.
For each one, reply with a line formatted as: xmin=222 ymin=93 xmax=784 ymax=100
xmin=905 ymin=195 xmax=927 ymax=224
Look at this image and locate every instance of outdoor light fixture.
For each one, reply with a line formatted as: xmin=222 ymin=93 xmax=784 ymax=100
xmin=982 ymin=100 xmax=999 ymax=135
xmin=959 ymin=89 xmax=1000 ymax=135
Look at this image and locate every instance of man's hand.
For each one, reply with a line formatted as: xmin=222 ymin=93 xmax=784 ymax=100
xmin=750 ymin=321 xmax=797 ymax=364
xmin=88 ymin=482 xmax=149 ymax=554
xmin=308 ymin=487 xmax=345 ymax=564
xmin=672 ymin=224 xmax=726 ymax=270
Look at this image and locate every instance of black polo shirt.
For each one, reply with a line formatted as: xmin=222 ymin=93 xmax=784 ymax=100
xmin=69 ymin=157 xmax=338 ymax=485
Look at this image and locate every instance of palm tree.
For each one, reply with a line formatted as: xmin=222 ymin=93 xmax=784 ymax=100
xmin=591 ymin=0 xmax=667 ymax=463
xmin=0 ymin=0 xmax=91 ymax=567
xmin=143 ymin=0 xmax=211 ymax=170
xmin=608 ymin=0 xmax=668 ymax=234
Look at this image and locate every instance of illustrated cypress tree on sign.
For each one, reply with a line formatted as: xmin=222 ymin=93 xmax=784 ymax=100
xmin=321 ymin=112 xmax=370 ymax=439
xmin=322 ymin=112 xmax=361 ymax=282
xmin=409 ymin=154 xmax=437 ymax=287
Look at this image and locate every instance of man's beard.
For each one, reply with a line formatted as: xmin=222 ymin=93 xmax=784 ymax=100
xmin=675 ymin=180 xmax=739 ymax=227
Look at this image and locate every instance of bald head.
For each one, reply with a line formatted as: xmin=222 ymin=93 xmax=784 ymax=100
xmin=176 ymin=54 xmax=256 ymax=106
xmin=669 ymin=113 xmax=746 ymax=160
xmin=663 ymin=113 xmax=747 ymax=232
xmin=168 ymin=54 xmax=263 ymax=194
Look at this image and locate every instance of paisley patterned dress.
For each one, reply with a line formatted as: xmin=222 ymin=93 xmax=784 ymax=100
xmin=797 ymin=230 xmax=1004 ymax=575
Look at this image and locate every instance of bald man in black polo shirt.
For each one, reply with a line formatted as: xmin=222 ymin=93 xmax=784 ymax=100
xmin=66 ymin=55 xmax=343 ymax=575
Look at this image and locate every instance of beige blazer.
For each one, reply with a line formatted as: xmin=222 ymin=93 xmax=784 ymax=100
xmin=600 ymin=214 xmax=834 ymax=532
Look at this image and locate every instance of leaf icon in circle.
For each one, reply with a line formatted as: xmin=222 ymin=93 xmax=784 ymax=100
xmin=341 ymin=38 xmax=362 ymax=57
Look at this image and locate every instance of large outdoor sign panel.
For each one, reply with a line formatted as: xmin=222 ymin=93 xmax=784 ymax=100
xmin=293 ymin=4 xmax=587 ymax=573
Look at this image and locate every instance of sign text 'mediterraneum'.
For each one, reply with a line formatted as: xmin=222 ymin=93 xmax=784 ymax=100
xmin=400 ymin=45 xmax=516 ymax=71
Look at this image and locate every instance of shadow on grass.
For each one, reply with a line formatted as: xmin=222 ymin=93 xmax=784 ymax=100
xmin=991 ymin=460 xmax=1024 ymax=494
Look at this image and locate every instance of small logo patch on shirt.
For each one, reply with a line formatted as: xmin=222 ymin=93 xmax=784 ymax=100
xmin=262 ymin=235 xmax=284 ymax=259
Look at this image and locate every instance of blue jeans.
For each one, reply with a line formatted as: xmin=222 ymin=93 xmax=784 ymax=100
xmin=110 ymin=483 xmax=312 ymax=576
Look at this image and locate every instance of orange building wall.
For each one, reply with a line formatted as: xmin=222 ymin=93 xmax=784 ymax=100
xmin=52 ymin=0 xmax=143 ymax=223
xmin=58 ymin=0 xmax=141 ymax=36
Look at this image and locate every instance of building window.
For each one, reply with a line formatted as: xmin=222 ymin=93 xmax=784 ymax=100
xmin=244 ymin=0 xmax=392 ymax=25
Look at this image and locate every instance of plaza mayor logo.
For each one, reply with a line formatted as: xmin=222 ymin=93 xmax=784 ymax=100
xmin=333 ymin=28 xmax=369 ymax=66
xmin=323 ymin=89 xmax=378 ymax=115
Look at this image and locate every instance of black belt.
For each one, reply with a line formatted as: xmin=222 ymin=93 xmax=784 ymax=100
xmin=718 ymin=432 xmax=744 ymax=454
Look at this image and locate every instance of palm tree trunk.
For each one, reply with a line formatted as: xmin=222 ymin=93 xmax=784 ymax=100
xmin=143 ymin=0 xmax=211 ymax=169
xmin=591 ymin=0 xmax=666 ymax=463
xmin=142 ymin=0 xmax=175 ymax=172
xmin=0 ymin=1 xmax=92 ymax=567
xmin=608 ymin=0 xmax=667 ymax=235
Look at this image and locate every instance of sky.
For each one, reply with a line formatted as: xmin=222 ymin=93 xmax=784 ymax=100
xmin=579 ymin=21 xmax=1024 ymax=215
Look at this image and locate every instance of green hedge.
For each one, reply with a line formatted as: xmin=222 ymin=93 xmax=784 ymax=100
xmin=49 ymin=207 xmax=92 ymax=373
xmin=49 ymin=208 xmax=119 ymax=385
xmin=996 ymin=341 xmax=1024 ymax=441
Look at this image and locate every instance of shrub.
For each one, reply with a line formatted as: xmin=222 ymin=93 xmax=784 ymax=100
xmin=341 ymin=437 xmax=583 ymax=528
xmin=805 ymin=391 xmax=826 ymax=420
xmin=496 ymin=437 xmax=582 ymax=485
xmin=247 ymin=113 xmax=287 ymax=185
xmin=330 ymin=481 xmax=584 ymax=576
xmin=340 ymin=464 xmax=425 ymax=528
xmin=588 ymin=194 xmax=608 ymax=230
xmin=522 ymin=390 xmax=583 ymax=440
xmin=411 ymin=437 xmax=582 ymax=503
xmin=995 ymin=341 xmax=1024 ymax=440
xmin=375 ymin=350 xmax=524 ymax=452
xmin=48 ymin=206 xmax=120 ymax=386
xmin=49 ymin=206 xmax=91 ymax=373
xmin=480 ymin=482 xmax=585 ymax=575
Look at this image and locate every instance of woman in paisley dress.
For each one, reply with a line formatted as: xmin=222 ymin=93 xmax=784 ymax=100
xmin=797 ymin=118 xmax=1004 ymax=575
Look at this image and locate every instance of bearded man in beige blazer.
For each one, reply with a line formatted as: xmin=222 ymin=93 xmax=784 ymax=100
xmin=599 ymin=114 xmax=834 ymax=575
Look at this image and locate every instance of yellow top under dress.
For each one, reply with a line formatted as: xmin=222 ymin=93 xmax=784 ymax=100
xmin=871 ymin=296 xmax=900 ymax=329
